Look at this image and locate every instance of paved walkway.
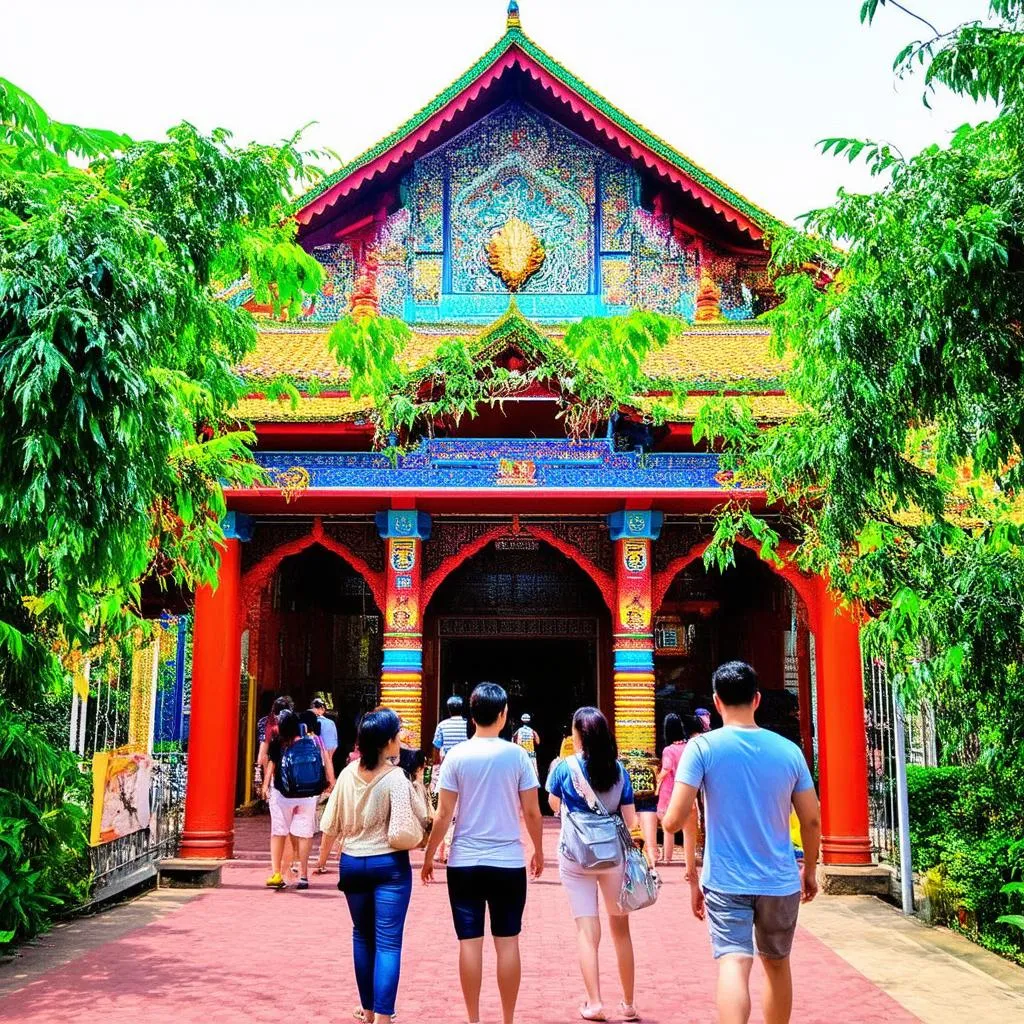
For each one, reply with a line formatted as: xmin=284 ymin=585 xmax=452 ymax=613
xmin=2 ymin=819 xmax=1021 ymax=1023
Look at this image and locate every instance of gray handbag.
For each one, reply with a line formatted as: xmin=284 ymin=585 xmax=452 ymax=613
xmin=559 ymin=756 xmax=625 ymax=871
xmin=614 ymin=814 xmax=661 ymax=913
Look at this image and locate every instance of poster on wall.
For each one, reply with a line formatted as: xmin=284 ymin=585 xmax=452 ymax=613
xmin=89 ymin=749 xmax=154 ymax=846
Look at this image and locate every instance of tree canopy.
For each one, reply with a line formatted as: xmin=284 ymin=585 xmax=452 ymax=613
xmin=0 ymin=79 xmax=327 ymax=943
xmin=697 ymin=0 xmax=1024 ymax=765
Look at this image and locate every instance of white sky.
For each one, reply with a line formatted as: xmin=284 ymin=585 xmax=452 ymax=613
xmin=2 ymin=0 xmax=995 ymax=223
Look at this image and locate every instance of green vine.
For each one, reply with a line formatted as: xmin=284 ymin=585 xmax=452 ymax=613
xmin=325 ymin=305 xmax=693 ymax=447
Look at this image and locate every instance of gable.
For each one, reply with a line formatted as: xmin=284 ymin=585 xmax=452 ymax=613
xmin=297 ymin=100 xmax=772 ymax=325
xmin=295 ymin=26 xmax=776 ymax=244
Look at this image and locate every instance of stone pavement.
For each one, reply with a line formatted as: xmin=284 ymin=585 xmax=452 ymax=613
xmin=1 ymin=819 xmax=1021 ymax=1023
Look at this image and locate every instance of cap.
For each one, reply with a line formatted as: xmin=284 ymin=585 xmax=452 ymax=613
xmin=695 ymin=707 xmax=710 ymax=717
xmin=521 ymin=713 xmax=531 ymax=723
xmin=311 ymin=698 xmax=326 ymax=709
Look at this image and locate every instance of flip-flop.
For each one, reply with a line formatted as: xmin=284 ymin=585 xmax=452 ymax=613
xmin=579 ymin=1005 xmax=607 ymax=1021
xmin=620 ymin=1002 xmax=641 ymax=1021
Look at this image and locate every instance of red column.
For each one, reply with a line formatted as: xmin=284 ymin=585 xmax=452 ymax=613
xmin=815 ymin=584 xmax=873 ymax=865
xmin=180 ymin=519 xmax=248 ymax=859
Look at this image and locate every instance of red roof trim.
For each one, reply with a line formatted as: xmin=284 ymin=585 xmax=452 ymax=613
xmin=296 ymin=45 xmax=761 ymax=239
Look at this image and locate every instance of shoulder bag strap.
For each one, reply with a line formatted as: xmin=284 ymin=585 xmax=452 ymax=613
xmin=566 ymin=755 xmax=608 ymax=816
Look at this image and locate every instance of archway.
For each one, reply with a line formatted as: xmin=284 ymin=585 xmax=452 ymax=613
xmin=246 ymin=545 xmax=384 ymax=791
xmin=424 ymin=536 xmax=612 ymax=789
xmin=653 ymin=544 xmax=816 ymax=767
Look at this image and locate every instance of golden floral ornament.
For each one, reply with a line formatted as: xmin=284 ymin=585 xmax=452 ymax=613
xmin=486 ymin=217 xmax=546 ymax=292
xmin=270 ymin=466 xmax=310 ymax=503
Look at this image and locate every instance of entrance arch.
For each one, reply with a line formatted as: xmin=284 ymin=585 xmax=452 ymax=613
xmin=423 ymin=536 xmax=613 ymax=785
xmin=653 ymin=542 xmax=816 ymax=762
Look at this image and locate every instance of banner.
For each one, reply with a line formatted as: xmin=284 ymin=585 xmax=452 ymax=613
xmin=89 ymin=749 xmax=154 ymax=846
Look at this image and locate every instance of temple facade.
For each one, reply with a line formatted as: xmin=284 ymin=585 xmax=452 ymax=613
xmin=180 ymin=4 xmax=873 ymax=873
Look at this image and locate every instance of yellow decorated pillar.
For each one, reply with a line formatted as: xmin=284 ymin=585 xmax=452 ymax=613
xmin=375 ymin=510 xmax=432 ymax=747
xmin=608 ymin=511 xmax=663 ymax=776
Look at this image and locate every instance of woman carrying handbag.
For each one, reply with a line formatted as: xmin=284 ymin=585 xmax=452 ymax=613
xmin=320 ymin=707 xmax=431 ymax=1024
xmin=547 ymin=707 xmax=647 ymax=1023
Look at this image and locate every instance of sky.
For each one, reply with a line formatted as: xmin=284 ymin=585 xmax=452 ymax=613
xmin=1 ymin=0 xmax=997 ymax=223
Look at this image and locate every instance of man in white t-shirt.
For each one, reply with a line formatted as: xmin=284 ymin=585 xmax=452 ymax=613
xmin=423 ymin=682 xmax=544 ymax=1024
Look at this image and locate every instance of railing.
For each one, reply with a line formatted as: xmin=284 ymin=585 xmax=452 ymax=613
xmin=88 ymin=751 xmax=188 ymax=900
xmin=865 ymin=657 xmax=937 ymax=877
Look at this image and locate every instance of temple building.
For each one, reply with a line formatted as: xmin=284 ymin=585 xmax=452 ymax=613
xmin=180 ymin=3 xmax=873 ymax=879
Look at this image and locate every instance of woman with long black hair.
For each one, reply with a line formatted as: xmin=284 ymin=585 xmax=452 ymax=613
xmin=547 ymin=706 xmax=640 ymax=1022
xmin=319 ymin=707 xmax=430 ymax=1024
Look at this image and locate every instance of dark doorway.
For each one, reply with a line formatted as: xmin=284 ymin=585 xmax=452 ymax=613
xmin=440 ymin=635 xmax=596 ymax=784
xmin=426 ymin=535 xmax=611 ymax=796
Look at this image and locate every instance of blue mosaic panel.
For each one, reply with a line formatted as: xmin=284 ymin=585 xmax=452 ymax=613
xmin=308 ymin=244 xmax=355 ymax=322
xmin=600 ymin=163 xmax=635 ymax=253
xmin=253 ymin=439 xmax=735 ymax=492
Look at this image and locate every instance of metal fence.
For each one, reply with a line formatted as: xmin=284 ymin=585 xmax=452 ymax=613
xmin=87 ymin=751 xmax=188 ymax=899
xmin=865 ymin=657 xmax=937 ymax=875
xmin=73 ymin=616 xmax=192 ymax=901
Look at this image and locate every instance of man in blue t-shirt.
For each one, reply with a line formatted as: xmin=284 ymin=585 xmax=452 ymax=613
xmin=663 ymin=661 xmax=821 ymax=1024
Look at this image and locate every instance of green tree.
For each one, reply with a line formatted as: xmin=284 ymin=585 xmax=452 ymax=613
xmin=695 ymin=0 xmax=1024 ymax=955
xmin=0 ymin=79 xmax=327 ymax=943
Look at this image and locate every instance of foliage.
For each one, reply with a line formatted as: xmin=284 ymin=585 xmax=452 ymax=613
xmin=0 ymin=80 xmax=328 ymax=944
xmin=0 ymin=700 xmax=91 ymax=945
xmin=327 ymin=307 xmax=682 ymax=447
xmin=694 ymin=1 xmax=1024 ymax=771
xmin=907 ymin=765 xmax=1024 ymax=962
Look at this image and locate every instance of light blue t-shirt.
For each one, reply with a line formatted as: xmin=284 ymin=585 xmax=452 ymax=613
xmin=546 ymin=757 xmax=635 ymax=815
xmin=318 ymin=714 xmax=338 ymax=752
xmin=677 ymin=725 xmax=813 ymax=896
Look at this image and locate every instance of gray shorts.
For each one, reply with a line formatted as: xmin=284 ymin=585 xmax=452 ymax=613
xmin=703 ymin=888 xmax=801 ymax=960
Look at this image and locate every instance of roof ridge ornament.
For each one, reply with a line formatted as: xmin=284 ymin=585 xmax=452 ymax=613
xmin=506 ymin=1 xmax=521 ymax=31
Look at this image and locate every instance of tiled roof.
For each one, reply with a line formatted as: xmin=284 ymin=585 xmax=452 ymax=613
xmin=236 ymin=321 xmax=788 ymax=391
xmin=234 ymin=391 xmax=798 ymax=425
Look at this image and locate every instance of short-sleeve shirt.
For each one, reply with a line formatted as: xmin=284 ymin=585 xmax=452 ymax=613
xmin=432 ymin=716 xmax=469 ymax=755
xmin=438 ymin=737 xmax=538 ymax=868
xmin=657 ymin=742 xmax=686 ymax=815
xmin=676 ymin=725 xmax=814 ymax=896
xmin=318 ymin=714 xmax=338 ymax=752
xmin=546 ymin=757 xmax=634 ymax=815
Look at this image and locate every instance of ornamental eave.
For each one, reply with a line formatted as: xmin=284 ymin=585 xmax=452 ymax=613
xmin=293 ymin=27 xmax=778 ymax=238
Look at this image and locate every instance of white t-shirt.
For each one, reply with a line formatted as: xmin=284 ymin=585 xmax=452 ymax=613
xmin=438 ymin=736 xmax=538 ymax=869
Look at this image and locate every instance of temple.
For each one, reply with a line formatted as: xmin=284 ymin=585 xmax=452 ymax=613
xmin=180 ymin=3 xmax=873 ymax=876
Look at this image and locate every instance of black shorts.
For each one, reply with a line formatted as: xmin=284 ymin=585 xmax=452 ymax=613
xmin=446 ymin=866 xmax=527 ymax=940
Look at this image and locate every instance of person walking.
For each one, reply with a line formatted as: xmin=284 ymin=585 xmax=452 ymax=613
xmin=422 ymin=683 xmax=544 ymax=1024
xmin=320 ymin=707 xmax=431 ymax=1024
xmin=432 ymin=694 xmax=469 ymax=764
xmin=311 ymin=697 xmax=339 ymax=764
xmin=662 ymin=661 xmax=821 ymax=1024
xmin=546 ymin=707 xmax=640 ymax=1022
xmin=262 ymin=709 xmax=333 ymax=890
xmin=512 ymin=713 xmax=540 ymax=781
xmin=655 ymin=712 xmax=691 ymax=865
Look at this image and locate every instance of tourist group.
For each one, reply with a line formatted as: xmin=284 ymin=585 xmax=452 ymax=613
xmin=256 ymin=662 xmax=820 ymax=1024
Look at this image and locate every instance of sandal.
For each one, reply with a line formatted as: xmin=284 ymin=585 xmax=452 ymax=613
xmin=296 ymin=877 xmax=309 ymax=890
xmin=313 ymin=865 xmax=331 ymax=875
xmin=579 ymin=1005 xmax=607 ymax=1021
xmin=620 ymin=1002 xmax=640 ymax=1021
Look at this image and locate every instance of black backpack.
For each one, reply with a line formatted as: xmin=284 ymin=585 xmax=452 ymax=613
xmin=278 ymin=735 xmax=327 ymax=798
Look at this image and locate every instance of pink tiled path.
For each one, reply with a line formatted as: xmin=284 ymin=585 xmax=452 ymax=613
xmin=4 ymin=819 xmax=917 ymax=1023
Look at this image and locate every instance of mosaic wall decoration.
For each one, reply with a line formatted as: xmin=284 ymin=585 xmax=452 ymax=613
xmin=309 ymin=244 xmax=355 ymax=322
xmin=298 ymin=100 xmax=764 ymax=322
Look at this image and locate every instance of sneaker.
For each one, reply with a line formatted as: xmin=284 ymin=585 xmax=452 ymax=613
xmin=296 ymin=877 xmax=309 ymax=890
xmin=265 ymin=872 xmax=286 ymax=889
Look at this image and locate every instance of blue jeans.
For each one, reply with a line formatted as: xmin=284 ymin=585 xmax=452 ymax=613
xmin=339 ymin=851 xmax=412 ymax=1016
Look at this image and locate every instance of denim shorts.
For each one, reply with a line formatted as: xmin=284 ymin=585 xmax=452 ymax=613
xmin=703 ymin=888 xmax=801 ymax=959
xmin=446 ymin=865 xmax=527 ymax=940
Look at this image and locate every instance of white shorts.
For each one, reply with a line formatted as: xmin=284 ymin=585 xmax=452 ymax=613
xmin=559 ymin=854 xmax=627 ymax=918
xmin=269 ymin=788 xmax=317 ymax=839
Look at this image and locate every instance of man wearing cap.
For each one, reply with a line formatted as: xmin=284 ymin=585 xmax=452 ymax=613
xmin=310 ymin=698 xmax=338 ymax=763
xmin=512 ymin=713 xmax=540 ymax=781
